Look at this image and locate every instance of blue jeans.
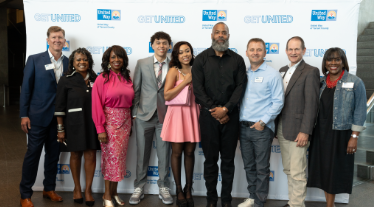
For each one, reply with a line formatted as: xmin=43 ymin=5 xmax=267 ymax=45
xmin=240 ymin=121 xmax=274 ymax=207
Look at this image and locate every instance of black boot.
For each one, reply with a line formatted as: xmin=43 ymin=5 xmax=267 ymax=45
xmin=176 ymin=185 xmax=188 ymax=207
xmin=184 ymin=183 xmax=194 ymax=207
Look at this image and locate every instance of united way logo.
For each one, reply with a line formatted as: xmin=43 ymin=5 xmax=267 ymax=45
xmin=270 ymin=171 xmax=275 ymax=181
xmin=149 ymin=42 xmax=173 ymax=53
xmin=147 ymin=166 xmax=170 ymax=177
xmin=34 ymin=13 xmax=81 ymax=22
xmin=47 ymin=41 xmax=70 ymax=51
xmin=311 ymin=10 xmax=337 ymax=21
xmin=202 ymin=10 xmax=227 ymax=21
xmin=97 ymin=9 xmax=121 ymax=21
xmin=265 ymin=43 xmax=279 ymax=54
xmin=124 ymin=170 xmax=131 ymax=178
xmin=57 ymin=164 xmax=70 ymax=174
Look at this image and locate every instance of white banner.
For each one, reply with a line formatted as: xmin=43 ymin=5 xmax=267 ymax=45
xmin=24 ymin=0 xmax=361 ymax=203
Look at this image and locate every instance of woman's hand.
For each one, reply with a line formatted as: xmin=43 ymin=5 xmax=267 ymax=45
xmin=347 ymin=137 xmax=358 ymax=154
xmin=98 ymin=132 xmax=108 ymax=144
xmin=57 ymin=131 xmax=66 ymax=144
xmin=184 ymin=73 xmax=192 ymax=85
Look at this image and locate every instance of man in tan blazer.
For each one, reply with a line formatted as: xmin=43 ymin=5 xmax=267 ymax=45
xmin=275 ymin=36 xmax=320 ymax=207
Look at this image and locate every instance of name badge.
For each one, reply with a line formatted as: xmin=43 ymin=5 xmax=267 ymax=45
xmin=342 ymin=82 xmax=354 ymax=88
xmin=45 ymin=63 xmax=55 ymax=70
xmin=255 ymin=77 xmax=263 ymax=83
xmin=90 ymin=82 xmax=94 ymax=87
xmin=280 ymin=72 xmax=285 ymax=76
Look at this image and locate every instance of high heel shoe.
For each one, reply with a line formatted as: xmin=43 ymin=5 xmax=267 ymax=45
xmin=85 ymin=200 xmax=95 ymax=206
xmin=74 ymin=198 xmax=83 ymax=204
xmin=176 ymin=185 xmax=188 ymax=207
xmin=113 ymin=195 xmax=125 ymax=206
xmin=184 ymin=183 xmax=194 ymax=207
xmin=102 ymin=198 xmax=114 ymax=207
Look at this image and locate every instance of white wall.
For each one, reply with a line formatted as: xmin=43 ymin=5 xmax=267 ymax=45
xmin=358 ymin=0 xmax=374 ymax=36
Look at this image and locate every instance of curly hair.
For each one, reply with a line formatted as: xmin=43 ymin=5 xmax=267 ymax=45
xmin=150 ymin=31 xmax=171 ymax=45
xmin=66 ymin=47 xmax=97 ymax=79
xmin=169 ymin=41 xmax=195 ymax=69
xmin=101 ymin=45 xmax=131 ymax=82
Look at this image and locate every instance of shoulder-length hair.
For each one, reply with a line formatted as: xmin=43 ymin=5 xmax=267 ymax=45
xmin=101 ymin=45 xmax=131 ymax=82
xmin=322 ymin=47 xmax=349 ymax=76
xmin=169 ymin=41 xmax=195 ymax=69
xmin=66 ymin=48 xmax=97 ymax=79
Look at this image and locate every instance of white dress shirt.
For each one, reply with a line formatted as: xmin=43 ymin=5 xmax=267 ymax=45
xmin=283 ymin=59 xmax=302 ymax=92
xmin=153 ymin=56 xmax=169 ymax=83
xmin=48 ymin=49 xmax=64 ymax=83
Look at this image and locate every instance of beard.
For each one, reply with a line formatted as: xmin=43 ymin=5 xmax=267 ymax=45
xmin=211 ymin=37 xmax=229 ymax=52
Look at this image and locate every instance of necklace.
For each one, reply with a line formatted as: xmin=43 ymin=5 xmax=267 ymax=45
xmin=326 ymin=70 xmax=344 ymax=88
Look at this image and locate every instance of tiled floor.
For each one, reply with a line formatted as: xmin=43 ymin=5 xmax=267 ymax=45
xmin=1 ymin=105 xmax=373 ymax=207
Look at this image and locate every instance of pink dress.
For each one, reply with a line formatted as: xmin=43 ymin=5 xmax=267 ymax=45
xmin=92 ymin=70 xmax=134 ymax=182
xmin=161 ymin=74 xmax=201 ymax=143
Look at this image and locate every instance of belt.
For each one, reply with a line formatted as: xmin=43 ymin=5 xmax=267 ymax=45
xmin=240 ymin=121 xmax=255 ymax=127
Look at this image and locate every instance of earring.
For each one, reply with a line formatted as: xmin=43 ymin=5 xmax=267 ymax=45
xmin=73 ymin=67 xmax=75 ymax=70
xmin=108 ymin=64 xmax=111 ymax=69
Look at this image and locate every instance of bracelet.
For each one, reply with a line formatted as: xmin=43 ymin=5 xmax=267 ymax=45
xmin=58 ymin=130 xmax=65 ymax=133
xmin=351 ymin=134 xmax=359 ymax=139
xmin=57 ymin=124 xmax=64 ymax=131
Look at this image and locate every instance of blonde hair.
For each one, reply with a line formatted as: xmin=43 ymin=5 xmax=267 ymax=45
xmin=47 ymin=26 xmax=65 ymax=37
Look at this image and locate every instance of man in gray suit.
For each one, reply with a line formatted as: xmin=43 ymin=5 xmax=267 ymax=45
xmin=276 ymin=36 xmax=320 ymax=207
xmin=130 ymin=31 xmax=173 ymax=205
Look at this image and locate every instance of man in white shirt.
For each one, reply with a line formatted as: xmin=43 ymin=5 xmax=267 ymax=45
xmin=131 ymin=31 xmax=173 ymax=205
xmin=275 ymin=36 xmax=320 ymax=207
xmin=19 ymin=26 xmax=68 ymax=207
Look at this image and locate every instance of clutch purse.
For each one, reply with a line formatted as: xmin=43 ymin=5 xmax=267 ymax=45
xmin=165 ymin=85 xmax=191 ymax=106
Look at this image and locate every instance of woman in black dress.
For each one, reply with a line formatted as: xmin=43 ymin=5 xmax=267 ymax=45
xmin=55 ymin=48 xmax=100 ymax=207
xmin=307 ymin=48 xmax=367 ymax=207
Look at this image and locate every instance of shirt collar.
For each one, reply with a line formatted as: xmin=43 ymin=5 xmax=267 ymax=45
xmin=48 ymin=49 xmax=64 ymax=61
xmin=154 ymin=56 xmax=168 ymax=64
xmin=288 ymin=59 xmax=302 ymax=69
xmin=248 ymin=61 xmax=267 ymax=72
xmin=207 ymin=47 xmax=232 ymax=57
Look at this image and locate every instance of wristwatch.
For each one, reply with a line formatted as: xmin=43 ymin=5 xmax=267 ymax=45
xmin=351 ymin=134 xmax=359 ymax=139
xmin=259 ymin=120 xmax=266 ymax=127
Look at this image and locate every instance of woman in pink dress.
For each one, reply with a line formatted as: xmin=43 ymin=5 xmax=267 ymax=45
xmin=161 ymin=41 xmax=200 ymax=207
xmin=92 ymin=45 xmax=134 ymax=207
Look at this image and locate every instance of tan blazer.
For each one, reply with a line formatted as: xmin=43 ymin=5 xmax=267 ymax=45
xmin=275 ymin=60 xmax=320 ymax=141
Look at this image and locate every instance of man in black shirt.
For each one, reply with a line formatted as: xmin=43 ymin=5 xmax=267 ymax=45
xmin=192 ymin=22 xmax=247 ymax=207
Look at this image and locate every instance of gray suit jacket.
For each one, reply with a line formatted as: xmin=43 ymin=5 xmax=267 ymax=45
xmin=275 ymin=60 xmax=320 ymax=141
xmin=132 ymin=56 xmax=170 ymax=124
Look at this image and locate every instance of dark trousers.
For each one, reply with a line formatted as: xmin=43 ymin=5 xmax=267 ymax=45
xmin=20 ymin=118 xmax=60 ymax=199
xmin=200 ymin=107 xmax=239 ymax=204
xmin=240 ymin=122 xmax=274 ymax=207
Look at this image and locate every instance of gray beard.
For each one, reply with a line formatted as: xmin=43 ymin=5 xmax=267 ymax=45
xmin=211 ymin=38 xmax=229 ymax=52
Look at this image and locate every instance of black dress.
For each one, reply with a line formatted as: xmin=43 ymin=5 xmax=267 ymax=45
xmin=55 ymin=72 xmax=100 ymax=152
xmin=307 ymin=87 xmax=354 ymax=194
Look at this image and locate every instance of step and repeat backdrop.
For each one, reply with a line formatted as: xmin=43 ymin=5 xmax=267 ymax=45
xmin=24 ymin=0 xmax=361 ymax=203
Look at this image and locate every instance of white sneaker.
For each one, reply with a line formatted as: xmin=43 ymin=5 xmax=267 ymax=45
xmin=129 ymin=187 xmax=144 ymax=205
xmin=238 ymin=198 xmax=255 ymax=207
xmin=159 ymin=187 xmax=173 ymax=204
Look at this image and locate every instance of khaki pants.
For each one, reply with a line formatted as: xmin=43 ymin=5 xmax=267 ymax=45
xmin=277 ymin=119 xmax=309 ymax=207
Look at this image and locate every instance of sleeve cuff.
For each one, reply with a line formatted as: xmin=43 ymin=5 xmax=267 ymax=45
xmin=96 ymin=125 xmax=106 ymax=134
xmin=351 ymin=124 xmax=366 ymax=132
xmin=224 ymin=103 xmax=234 ymax=113
xmin=260 ymin=115 xmax=271 ymax=125
xmin=54 ymin=112 xmax=66 ymax=116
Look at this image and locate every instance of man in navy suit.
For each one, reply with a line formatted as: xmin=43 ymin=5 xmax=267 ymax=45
xmin=19 ymin=26 xmax=68 ymax=207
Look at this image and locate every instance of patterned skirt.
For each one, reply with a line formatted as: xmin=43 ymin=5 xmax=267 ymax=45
xmin=101 ymin=107 xmax=131 ymax=182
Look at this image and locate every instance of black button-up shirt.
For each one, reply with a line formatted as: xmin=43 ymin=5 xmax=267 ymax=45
xmin=192 ymin=47 xmax=247 ymax=112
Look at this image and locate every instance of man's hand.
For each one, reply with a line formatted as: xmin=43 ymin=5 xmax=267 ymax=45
xmin=98 ymin=132 xmax=108 ymax=144
xmin=295 ymin=132 xmax=309 ymax=147
xmin=210 ymin=107 xmax=227 ymax=119
xmin=216 ymin=114 xmax=230 ymax=124
xmin=250 ymin=122 xmax=264 ymax=131
xmin=21 ymin=117 xmax=31 ymax=133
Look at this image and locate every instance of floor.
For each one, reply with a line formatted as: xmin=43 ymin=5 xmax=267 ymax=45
xmin=1 ymin=105 xmax=374 ymax=207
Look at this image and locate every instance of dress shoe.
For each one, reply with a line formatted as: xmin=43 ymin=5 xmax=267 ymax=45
xmin=206 ymin=203 xmax=217 ymax=207
xmin=43 ymin=190 xmax=63 ymax=202
xmin=222 ymin=203 xmax=232 ymax=207
xmin=74 ymin=198 xmax=83 ymax=203
xmin=20 ymin=198 xmax=34 ymax=207
xmin=283 ymin=204 xmax=290 ymax=207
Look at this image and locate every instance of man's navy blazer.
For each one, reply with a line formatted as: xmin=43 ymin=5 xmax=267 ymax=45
xmin=20 ymin=50 xmax=68 ymax=127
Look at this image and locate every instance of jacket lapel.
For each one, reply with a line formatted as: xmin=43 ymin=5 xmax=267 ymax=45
xmin=43 ymin=51 xmax=57 ymax=84
xmin=148 ymin=56 xmax=158 ymax=88
xmin=62 ymin=56 xmax=68 ymax=74
xmin=285 ymin=60 xmax=305 ymax=97
xmin=158 ymin=57 xmax=170 ymax=91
